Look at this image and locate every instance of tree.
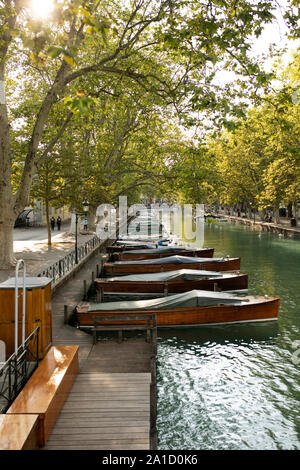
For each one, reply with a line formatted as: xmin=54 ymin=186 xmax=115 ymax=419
xmin=1 ymin=0 xmax=297 ymax=266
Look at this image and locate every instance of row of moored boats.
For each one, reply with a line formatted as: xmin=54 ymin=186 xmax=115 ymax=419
xmin=75 ymin=212 xmax=280 ymax=328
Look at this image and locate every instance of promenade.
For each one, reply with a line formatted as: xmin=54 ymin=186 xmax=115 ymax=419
xmin=217 ymin=212 xmax=300 ymax=239
xmin=0 ymin=225 xmax=96 ymax=283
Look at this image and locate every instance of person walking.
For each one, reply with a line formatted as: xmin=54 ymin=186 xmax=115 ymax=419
xmin=83 ymin=218 xmax=88 ymax=231
xmin=57 ymin=216 xmax=62 ymax=231
xmin=50 ymin=216 xmax=55 ymax=231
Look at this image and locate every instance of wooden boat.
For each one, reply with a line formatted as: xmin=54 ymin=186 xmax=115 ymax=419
xmin=75 ymin=290 xmax=280 ymax=328
xmin=113 ymin=247 xmax=214 ymax=261
xmin=106 ymin=243 xmax=158 ymax=254
xmin=104 ymin=255 xmax=241 ymax=275
xmin=95 ymin=270 xmax=248 ymax=295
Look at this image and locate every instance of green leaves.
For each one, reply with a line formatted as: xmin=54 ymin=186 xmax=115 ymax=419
xmin=64 ymin=92 xmax=96 ymax=115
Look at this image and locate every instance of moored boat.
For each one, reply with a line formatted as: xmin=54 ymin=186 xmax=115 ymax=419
xmin=113 ymin=246 xmax=214 ymax=261
xmin=104 ymin=255 xmax=241 ymax=275
xmin=106 ymin=243 xmax=158 ymax=253
xmin=95 ymin=269 xmax=248 ymax=295
xmin=75 ymin=290 xmax=280 ymax=328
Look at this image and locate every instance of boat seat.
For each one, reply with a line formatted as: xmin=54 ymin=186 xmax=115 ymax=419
xmin=7 ymin=345 xmax=79 ymax=447
xmin=0 ymin=414 xmax=40 ymax=450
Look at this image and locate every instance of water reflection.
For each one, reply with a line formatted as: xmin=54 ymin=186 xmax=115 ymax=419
xmin=157 ymin=223 xmax=300 ymax=450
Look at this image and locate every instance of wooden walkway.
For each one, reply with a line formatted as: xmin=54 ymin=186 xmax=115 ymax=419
xmin=44 ymin=372 xmax=151 ymax=450
xmin=44 ymin=245 xmax=157 ymax=450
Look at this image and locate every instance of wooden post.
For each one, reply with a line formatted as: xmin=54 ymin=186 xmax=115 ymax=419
xmin=118 ymin=330 xmax=123 ymax=343
xmin=64 ymin=305 xmax=68 ymax=324
xmin=99 ymin=286 xmax=104 ymax=303
xmin=83 ymin=280 xmax=87 ymax=300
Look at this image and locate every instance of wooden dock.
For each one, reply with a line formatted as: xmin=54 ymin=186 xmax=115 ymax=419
xmin=44 ymin=246 xmax=157 ymax=450
xmin=44 ymin=371 xmax=151 ymax=450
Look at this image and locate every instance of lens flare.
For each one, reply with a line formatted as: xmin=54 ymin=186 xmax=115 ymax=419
xmin=31 ymin=0 xmax=54 ymax=19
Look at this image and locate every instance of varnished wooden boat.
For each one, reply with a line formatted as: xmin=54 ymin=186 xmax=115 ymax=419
xmin=106 ymin=244 xmax=157 ymax=253
xmin=104 ymin=255 xmax=241 ymax=275
xmin=95 ymin=271 xmax=248 ymax=295
xmin=76 ymin=290 xmax=280 ymax=327
xmin=113 ymin=247 xmax=214 ymax=261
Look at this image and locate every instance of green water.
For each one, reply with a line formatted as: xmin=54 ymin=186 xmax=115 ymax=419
xmin=157 ymin=222 xmax=300 ymax=450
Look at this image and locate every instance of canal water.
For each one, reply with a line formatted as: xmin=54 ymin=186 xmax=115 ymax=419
xmin=157 ymin=222 xmax=300 ymax=450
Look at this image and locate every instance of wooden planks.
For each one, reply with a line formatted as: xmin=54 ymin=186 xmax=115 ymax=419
xmin=0 ymin=414 xmax=40 ymax=450
xmin=44 ymin=372 xmax=151 ymax=450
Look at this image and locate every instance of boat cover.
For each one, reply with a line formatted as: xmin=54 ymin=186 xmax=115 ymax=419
xmin=121 ymin=246 xmax=203 ymax=255
xmin=104 ymin=269 xmax=224 ymax=282
xmin=87 ymin=289 xmax=245 ymax=312
xmin=116 ymin=242 xmax=157 ymax=249
xmin=117 ymin=238 xmax=170 ymax=243
xmin=114 ymin=255 xmax=227 ymax=265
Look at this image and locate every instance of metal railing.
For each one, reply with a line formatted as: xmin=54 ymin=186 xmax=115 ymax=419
xmin=35 ymin=217 xmax=133 ymax=285
xmin=36 ymin=235 xmax=102 ymax=284
xmin=0 ymin=326 xmax=40 ymax=413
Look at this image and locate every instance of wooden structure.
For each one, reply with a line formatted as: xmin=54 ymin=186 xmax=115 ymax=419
xmin=76 ymin=296 xmax=280 ymax=328
xmin=43 ymin=312 xmax=157 ymax=450
xmin=7 ymin=345 xmax=79 ymax=446
xmin=93 ymin=313 xmax=157 ymax=344
xmin=0 ymin=414 xmax=40 ymax=450
xmin=0 ymin=277 xmax=52 ymax=360
xmin=43 ymin=372 xmax=152 ymax=450
xmin=95 ymin=273 xmax=248 ymax=296
xmin=104 ymin=257 xmax=241 ymax=275
xmin=106 ymin=244 xmax=156 ymax=253
xmin=113 ymin=247 xmax=214 ymax=261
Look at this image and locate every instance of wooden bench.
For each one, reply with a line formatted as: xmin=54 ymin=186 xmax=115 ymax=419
xmin=0 ymin=414 xmax=40 ymax=450
xmin=7 ymin=345 xmax=79 ymax=447
xmin=93 ymin=314 xmax=156 ymax=344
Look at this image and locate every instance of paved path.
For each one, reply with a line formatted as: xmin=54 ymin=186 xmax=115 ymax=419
xmin=0 ymin=229 xmax=96 ymax=283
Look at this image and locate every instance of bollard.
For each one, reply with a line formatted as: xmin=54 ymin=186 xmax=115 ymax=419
xmin=97 ymin=286 xmax=104 ymax=303
xmin=64 ymin=305 xmax=68 ymax=324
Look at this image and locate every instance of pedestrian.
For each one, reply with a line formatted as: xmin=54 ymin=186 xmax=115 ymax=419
xmin=50 ymin=216 xmax=55 ymax=231
xmin=83 ymin=218 xmax=88 ymax=231
xmin=57 ymin=216 xmax=62 ymax=231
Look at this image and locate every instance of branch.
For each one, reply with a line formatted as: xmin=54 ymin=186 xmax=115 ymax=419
xmin=36 ymin=111 xmax=73 ymax=169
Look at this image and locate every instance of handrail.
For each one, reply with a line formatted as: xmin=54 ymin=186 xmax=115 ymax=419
xmin=15 ymin=259 xmax=26 ymax=354
xmin=0 ymin=326 xmax=40 ymax=413
xmin=36 ymin=235 xmax=103 ymax=284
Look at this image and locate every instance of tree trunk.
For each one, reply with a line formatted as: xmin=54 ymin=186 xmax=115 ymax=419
xmin=45 ymin=199 xmax=51 ymax=246
xmin=87 ymin=206 xmax=96 ymax=231
xmin=0 ymin=60 xmax=17 ymax=268
xmin=287 ymin=202 xmax=293 ymax=219
xmin=274 ymin=206 xmax=280 ymax=224
xmin=293 ymin=202 xmax=298 ymax=226
xmin=0 ymin=218 xmax=16 ymax=268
